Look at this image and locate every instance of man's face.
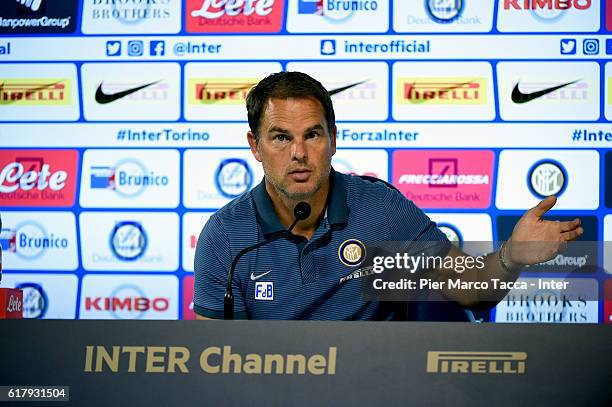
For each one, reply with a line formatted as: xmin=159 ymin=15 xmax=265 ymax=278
xmin=247 ymin=97 xmax=336 ymax=201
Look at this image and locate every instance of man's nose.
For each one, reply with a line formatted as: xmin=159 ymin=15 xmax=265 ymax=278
xmin=291 ymin=139 xmax=307 ymax=161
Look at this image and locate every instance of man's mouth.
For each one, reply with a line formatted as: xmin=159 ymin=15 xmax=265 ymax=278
xmin=288 ymin=168 xmax=312 ymax=181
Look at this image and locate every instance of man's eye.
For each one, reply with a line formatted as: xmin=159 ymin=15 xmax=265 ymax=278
xmin=307 ymin=131 xmax=320 ymax=139
xmin=274 ymin=134 xmax=289 ymax=142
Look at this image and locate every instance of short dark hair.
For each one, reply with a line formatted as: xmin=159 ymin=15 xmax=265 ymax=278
xmin=246 ymin=71 xmax=335 ymax=141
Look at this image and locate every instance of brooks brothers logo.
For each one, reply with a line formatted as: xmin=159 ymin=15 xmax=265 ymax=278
xmin=95 ymin=80 xmax=161 ymax=104
xmin=425 ymin=0 xmax=463 ymax=23
xmin=338 ymin=239 xmax=366 ymax=267
xmin=15 ymin=282 xmax=47 ymax=319
xmin=84 ymin=345 xmax=337 ymax=375
xmin=110 ymin=221 xmax=147 ymax=261
xmin=426 ymin=351 xmax=527 ymax=374
xmin=87 ymin=0 xmax=173 ymax=24
xmin=215 ymin=158 xmax=253 ymax=198
xmin=528 ymin=160 xmax=567 ymax=198
xmin=0 ymin=79 xmax=70 ymax=105
xmin=398 ymin=78 xmax=486 ymax=105
xmin=511 ymin=79 xmax=580 ymax=104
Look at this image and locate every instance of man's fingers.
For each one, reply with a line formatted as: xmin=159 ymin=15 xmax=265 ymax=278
xmin=559 ymin=218 xmax=581 ymax=232
xmin=562 ymin=227 xmax=584 ymax=241
xmin=530 ymin=195 xmax=557 ymax=218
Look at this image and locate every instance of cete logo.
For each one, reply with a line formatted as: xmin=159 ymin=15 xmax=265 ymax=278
xmin=0 ymin=150 xmax=78 ymax=207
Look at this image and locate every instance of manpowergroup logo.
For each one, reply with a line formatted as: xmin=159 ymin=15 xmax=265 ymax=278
xmin=186 ymin=0 xmax=284 ymax=33
xmin=0 ymin=150 xmax=78 ymax=207
xmin=392 ymin=150 xmax=494 ymax=209
xmin=287 ymin=0 xmax=388 ymax=32
xmin=81 ymin=0 xmax=181 ymax=34
xmin=497 ymin=0 xmax=600 ymax=32
xmin=0 ymin=212 xmax=78 ymax=270
xmin=0 ymin=0 xmax=78 ymax=34
xmin=427 ymin=351 xmax=526 ymax=374
xmin=497 ymin=215 xmax=598 ymax=273
xmin=80 ymin=275 xmax=178 ymax=320
xmin=80 ymin=149 xmax=179 ymax=208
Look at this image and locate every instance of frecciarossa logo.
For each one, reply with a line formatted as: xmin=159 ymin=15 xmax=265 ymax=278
xmin=0 ymin=150 xmax=78 ymax=207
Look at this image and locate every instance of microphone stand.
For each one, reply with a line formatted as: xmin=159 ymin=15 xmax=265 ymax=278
xmin=224 ymin=202 xmax=310 ymax=320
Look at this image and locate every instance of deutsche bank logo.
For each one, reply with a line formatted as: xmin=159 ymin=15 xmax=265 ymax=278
xmin=214 ymin=158 xmax=253 ymax=198
xmin=425 ymin=0 xmax=463 ymax=23
xmin=150 ymin=40 xmax=165 ymax=56
xmin=255 ymin=282 xmax=273 ymax=300
xmin=15 ymin=282 xmax=48 ymax=319
xmin=528 ymin=160 xmax=567 ymax=199
xmin=110 ymin=221 xmax=147 ymax=261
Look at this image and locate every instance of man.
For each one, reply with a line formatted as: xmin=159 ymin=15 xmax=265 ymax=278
xmin=194 ymin=71 xmax=583 ymax=320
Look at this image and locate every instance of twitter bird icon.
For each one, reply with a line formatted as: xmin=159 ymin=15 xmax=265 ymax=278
xmin=560 ymin=39 xmax=576 ymax=55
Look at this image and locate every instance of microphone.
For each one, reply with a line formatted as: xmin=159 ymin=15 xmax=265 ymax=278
xmin=224 ymin=201 xmax=311 ymax=320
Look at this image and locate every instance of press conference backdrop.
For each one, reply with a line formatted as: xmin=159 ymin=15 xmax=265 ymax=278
xmin=0 ymin=0 xmax=610 ymax=323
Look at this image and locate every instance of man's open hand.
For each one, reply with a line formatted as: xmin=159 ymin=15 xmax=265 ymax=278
xmin=506 ymin=196 xmax=583 ymax=266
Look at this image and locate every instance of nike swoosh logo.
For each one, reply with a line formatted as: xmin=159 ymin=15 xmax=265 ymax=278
xmin=250 ymin=270 xmax=271 ymax=281
xmin=511 ymin=79 xmax=579 ymax=104
xmin=0 ymin=81 xmax=61 ymax=105
xmin=328 ymin=80 xmax=367 ymax=96
xmin=95 ymin=80 xmax=160 ymax=104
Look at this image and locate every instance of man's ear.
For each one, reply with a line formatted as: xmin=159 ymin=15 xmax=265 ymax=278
xmin=330 ymin=125 xmax=337 ymax=156
xmin=247 ymin=130 xmax=262 ymax=162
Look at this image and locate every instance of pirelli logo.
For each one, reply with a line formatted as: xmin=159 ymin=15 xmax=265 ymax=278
xmin=187 ymin=78 xmax=257 ymax=105
xmin=426 ymin=351 xmax=527 ymax=374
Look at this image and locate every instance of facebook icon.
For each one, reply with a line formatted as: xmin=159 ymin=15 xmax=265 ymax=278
xmin=150 ymin=41 xmax=165 ymax=56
